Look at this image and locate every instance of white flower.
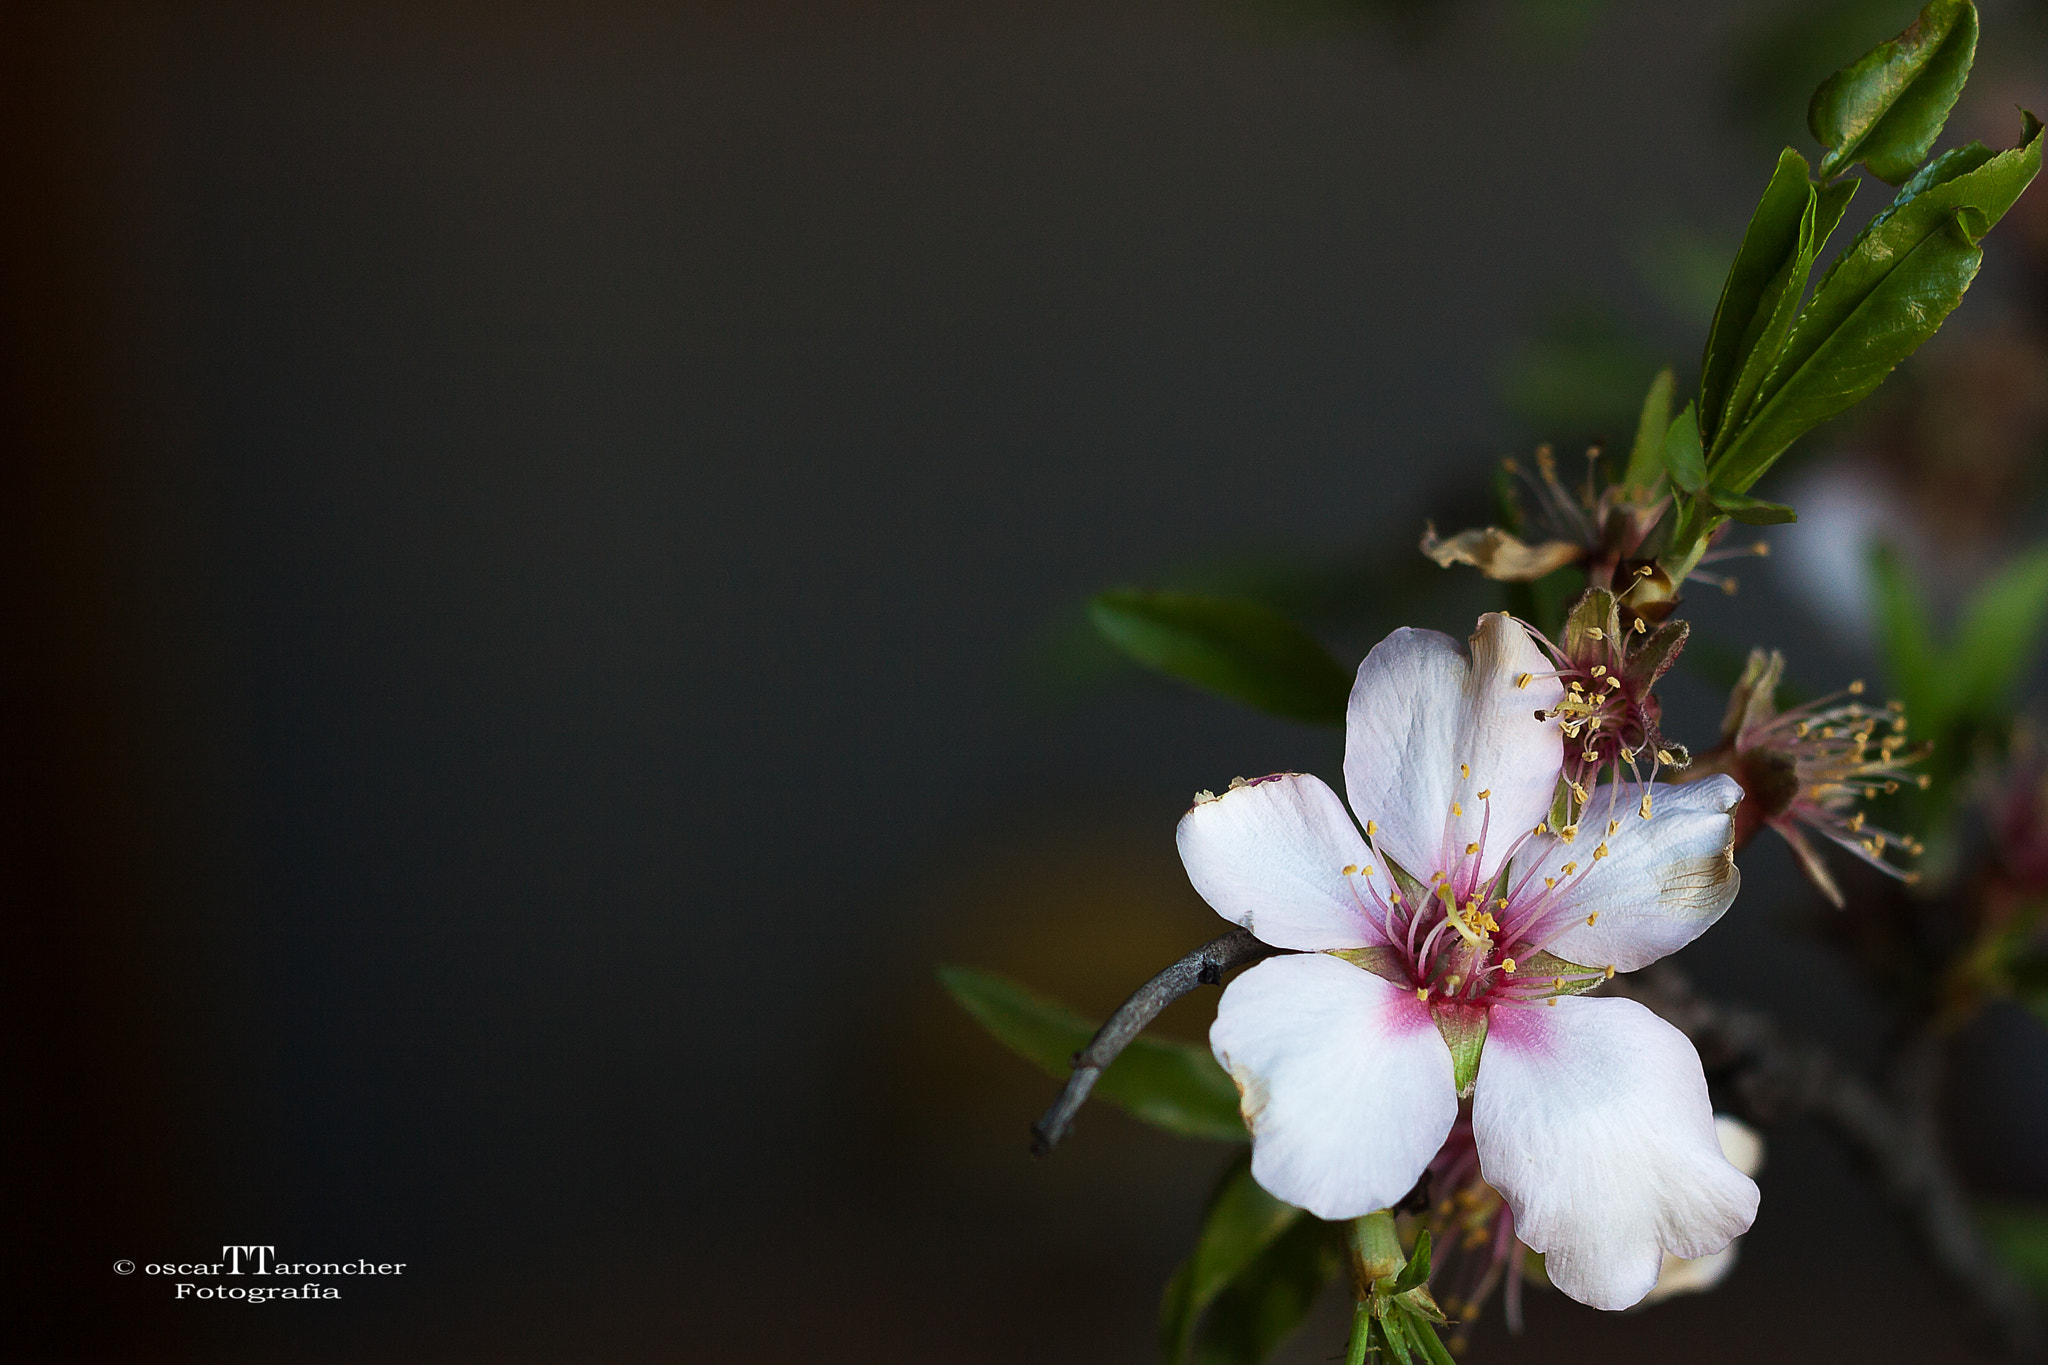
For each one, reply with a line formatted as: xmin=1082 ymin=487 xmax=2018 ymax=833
xmin=1179 ymin=613 xmax=1759 ymax=1311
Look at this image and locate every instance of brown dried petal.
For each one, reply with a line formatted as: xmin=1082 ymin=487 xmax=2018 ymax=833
xmin=1420 ymin=524 xmax=1585 ymax=581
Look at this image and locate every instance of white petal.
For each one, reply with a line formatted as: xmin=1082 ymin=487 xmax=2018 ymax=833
xmin=1177 ymin=773 xmax=1386 ymax=951
xmin=1343 ymin=616 xmax=1564 ymax=886
xmin=1514 ymin=775 xmax=1743 ymax=972
xmin=1641 ymin=1119 xmax=1763 ymax=1305
xmin=1212 ymin=954 xmax=1456 ymax=1219
xmin=1473 ymin=996 xmax=1758 ymax=1311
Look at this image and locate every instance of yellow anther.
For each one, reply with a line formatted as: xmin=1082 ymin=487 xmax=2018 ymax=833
xmin=1752 ymin=541 xmax=1770 ymax=557
xmin=1847 ymin=813 xmax=1864 ymax=832
xmin=1603 ymin=675 xmax=1622 ymax=690
xmin=1607 ymin=820 xmax=1620 ymax=836
xmin=1451 ymin=802 xmax=1463 ymax=816
xmin=1560 ymin=826 xmax=1578 ymax=844
xmin=1721 ymin=578 xmax=1738 ymax=595
xmin=1849 ymin=680 xmax=1865 ymax=695
xmin=1569 ymin=782 xmax=1588 ymax=801
xmin=1547 ymin=997 xmax=1559 ymax=1007
xmin=1590 ymin=665 xmax=1607 ymax=677
xmin=1416 ymin=986 xmax=1428 ymax=1001
xmin=1587 ymin=627 xmax=1605 ymax=641
xmin=1917 ymin=774 xmax=1932 ymax=789
xmin=1502 ymin=958 xmax=1517 ymax=973
xmin=1544 ymin=877 xmax=1556 ymax=889
xmin=1604 ymin=965 xmax=1616 ymax=979
xmin=1586 ymin=911 xmax=1599 ymax=926
xmin=1553 ymin=977 xmax=1566 ymax=989
xmin=1583 ymin=748 xmax=1599 ymax=762
xmin=1496 ymin=897 xmax=1508 ymax=909
xmin=1342 ymin=865 xmax=1357 ymax=875
xmin=1639 ymin=794 xmax=1653 ymax=820
xmin=1362 ymin=866 xmax=1375 ymax=877
xmin=1465 ymin=842 xmax=1480 ymax=855
xmin=1366 ymin=820 xmax=1378 ymax=837
xmin=1477 ymin=788 xmax=1491 ymax=800
xmin=1533 ymin=822 xmax=1549 ymax=836
xmin=1516 ymin=672 xmax=1532 ymax=689
xmin=1632 ymin=616 xmax=1646 ymax=633
xmin=1461 ymin=763 xmax=1470 ymax=780
xmin=1593 ymin=843 xmax=1610 ymax=859
xmin=1561 ymin=861 xmax=1577 ymax=875
xmin=1656 ymin=749 xmax=1675 ymax=764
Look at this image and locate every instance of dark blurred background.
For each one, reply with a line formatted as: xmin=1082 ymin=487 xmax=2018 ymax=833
xmin=9 ymin=1 xmax=2048 ymax=1360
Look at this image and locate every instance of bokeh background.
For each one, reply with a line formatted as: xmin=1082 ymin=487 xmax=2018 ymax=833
xmin=10 ymin=1 xmax=2048 ymax=1360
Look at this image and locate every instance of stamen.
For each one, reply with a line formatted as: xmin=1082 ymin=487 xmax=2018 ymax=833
xmin=1586 ymin=912 xmax=1598 ymax=926
xmin=1502 ymin=958 xmax=1517 ymax=973
xmin=1461 ymin=763 xmax=1470 ymax=780
xmin=1451 ymin=802 xmax=1463 ymax=816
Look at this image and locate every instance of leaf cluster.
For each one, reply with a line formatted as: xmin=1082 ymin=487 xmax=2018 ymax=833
xmin=1652 ymin=0 xmax=2038 ymax=584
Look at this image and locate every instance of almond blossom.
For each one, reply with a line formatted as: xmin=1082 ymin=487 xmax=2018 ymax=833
xmin=1179 ymin=613 xmax=1759 ymax=1311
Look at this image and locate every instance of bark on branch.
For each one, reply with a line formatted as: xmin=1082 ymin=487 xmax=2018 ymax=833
xmin=1031 ymin=928 xmax=1280 ymax=1156
xmin=1614 ymin=964 xmax=2042 ymax=1359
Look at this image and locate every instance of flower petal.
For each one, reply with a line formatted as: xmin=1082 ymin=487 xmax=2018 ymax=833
xmin=1177 ymin=773 xmax=1386 ymax=950
xmin=1513 ymin=775 xmax=1743 ymax=972
xmin=1343 ymin=615 xmax=1565 ymax=886
xmin=1212 ymin=954 xmax=1456 ymax=1219
xmin=1473 ymin=996 xmax=1759 ymax=1311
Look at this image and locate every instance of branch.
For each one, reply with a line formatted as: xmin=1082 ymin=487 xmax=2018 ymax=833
xmin=1031 ymin=928 xmax=1280 ymax=1155
xmin=1616 ymin=964 xmax=2042 ymax=1359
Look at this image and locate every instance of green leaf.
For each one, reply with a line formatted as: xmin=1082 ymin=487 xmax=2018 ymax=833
xmin=1161 ymin=1158 xmax=1307 ymax=1364
xmin=1979 ymin=1204 xmax=2048 ymax=1298
xmin=1699 ymin=148 xmax=1814 ymax=447
xmin=1192 ymin=1217 xmax=1345 ymax=1365
xmin=1090 ymin=590 xmax=1352 ymax=725
xmin=1661 ymin=403 xmax=1706 ymax=495
xmin=1705 ymin=487 xmax=1799 ymax=525
xmin=1713 ymin=114 xmax=2042 ymax=494
xmin=1951 ymin=545 xmax=2048 ymax=719
xmin=1870 ymin=544 xmax=1941 ymax=732
xmin=937 ymin=965 xmax=1247 ymax=1142
xmin=1622 ymin=366 xmax=1675 ymax=490
xmin=1809 ymin=0 xmax=1978 ymax=184
xmin=1432 ymin=1007 xmax=1487 ymax=1099
xmin=1716 ymin=181 xmax=1822 ymax=443
xmin=1392 ymin=1230 xmax=1434 ymax=1295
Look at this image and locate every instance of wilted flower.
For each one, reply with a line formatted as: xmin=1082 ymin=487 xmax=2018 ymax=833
xmin=1531 ymin=587 xmax=1692 ymax=796
xmin=1686 ymin=649 xmax=1927 ymax=907
xmin=1179 ymin=613 xmax=1758 ymax=1310
xmin=1421 ymin=444 xmax=1662 ymax=589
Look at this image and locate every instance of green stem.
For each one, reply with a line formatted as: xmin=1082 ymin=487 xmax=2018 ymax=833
xmin=1348 ymin=1210 xmax=1405 ymax=1288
